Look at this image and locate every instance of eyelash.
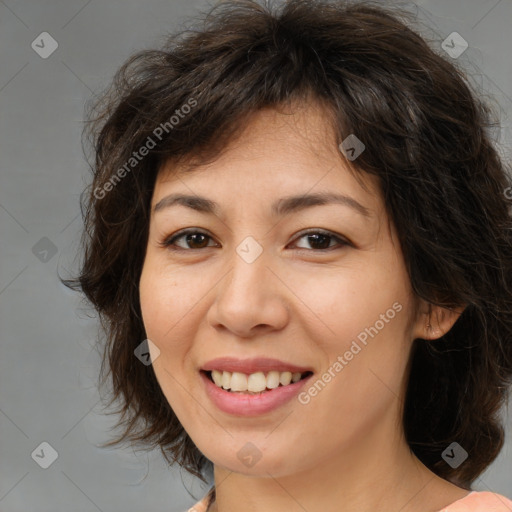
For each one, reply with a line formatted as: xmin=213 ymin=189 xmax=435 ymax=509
xmin=158 ymin=228 xmax=352 ymax=253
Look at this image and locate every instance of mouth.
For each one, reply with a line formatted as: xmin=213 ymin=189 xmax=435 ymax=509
xmin=201 ymin=369 xmax=314 ymax=395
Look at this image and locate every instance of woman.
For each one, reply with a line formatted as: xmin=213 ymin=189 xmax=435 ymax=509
xmin=63 ymin=0 xmax=512 ymax=511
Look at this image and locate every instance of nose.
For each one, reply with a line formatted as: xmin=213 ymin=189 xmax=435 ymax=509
xmin=206 ymin=243 xmax=290 ymax=338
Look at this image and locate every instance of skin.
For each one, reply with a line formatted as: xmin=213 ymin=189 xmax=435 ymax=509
xmin=139 ymin=101 xmax=468 ymax=512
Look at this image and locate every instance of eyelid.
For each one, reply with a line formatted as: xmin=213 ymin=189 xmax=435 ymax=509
xmin=160 ymin=227 xmax=353 ymax=251
xmin=158 ymin=227 xmax=219 ymax=250
xmin=290 ymin=228 xmax=352 ymax=249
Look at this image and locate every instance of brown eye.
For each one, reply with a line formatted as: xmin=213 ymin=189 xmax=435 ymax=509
xmin=290 ymin=230 xmax=350 ymax=251
xmin=160 ymin=229 xmax=218 ymax=250
xmin=160 ymin=228 xmax=351 ymax=252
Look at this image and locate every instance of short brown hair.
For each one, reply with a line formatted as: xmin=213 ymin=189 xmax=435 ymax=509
xmin=62 ymin=0 xmax=512 ymax=489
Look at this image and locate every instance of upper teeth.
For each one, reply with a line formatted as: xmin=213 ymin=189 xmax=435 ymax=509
xmin=211 ymin=370 xmax=303 ymax=392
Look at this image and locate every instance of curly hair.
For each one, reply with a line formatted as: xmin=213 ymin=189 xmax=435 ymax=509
xmin=61 ymin=0 xmax=512 ymax=490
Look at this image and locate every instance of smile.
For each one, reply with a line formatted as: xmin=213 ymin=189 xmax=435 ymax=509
xmin=206 ymin=370 xmax=312 ymax=393
xmin=200 ymin=370 xmax=314 ymax=416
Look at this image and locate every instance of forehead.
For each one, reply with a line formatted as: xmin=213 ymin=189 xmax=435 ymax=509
xmin=160 ymin=102 xmax=338 ymax=171
xmin=153 ymin=102 xmax=382 ymax=214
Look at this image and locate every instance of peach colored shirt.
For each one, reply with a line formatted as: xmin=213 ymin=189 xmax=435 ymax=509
xmin=185 ymin=489 xmax=512 ymax=512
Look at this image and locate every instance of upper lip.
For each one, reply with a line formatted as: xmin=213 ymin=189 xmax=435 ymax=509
xmin=201 ymin=357 xmax=313 ymax=374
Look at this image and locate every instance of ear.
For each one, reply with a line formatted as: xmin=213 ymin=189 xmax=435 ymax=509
xmin=413 ymin=300 xmax=466 ymax=340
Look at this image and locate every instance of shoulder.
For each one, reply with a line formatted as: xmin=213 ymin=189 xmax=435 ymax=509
xmin=184 ymin=487 xmax=214 ymax=512
xmin=184 ymin=496 xmax=208 ymax=512
xmin=183 ymin=489 xmax=512 ymax=512
xmin=183 ymin=490 xmax=512 ymax=512
xmin=439 ymin=491 xmax=512 ymax=512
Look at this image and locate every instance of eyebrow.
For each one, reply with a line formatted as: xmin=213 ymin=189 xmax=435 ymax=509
xmin=153 ymin=191 xmax=371 ymax=218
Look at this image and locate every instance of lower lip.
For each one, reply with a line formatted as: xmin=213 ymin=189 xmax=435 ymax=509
xmin=200 ymin=371 xmax=312 ymax=416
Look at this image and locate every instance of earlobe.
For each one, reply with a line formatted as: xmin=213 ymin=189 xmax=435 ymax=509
xmin=415 ymin=301 xmax=465 ymax=340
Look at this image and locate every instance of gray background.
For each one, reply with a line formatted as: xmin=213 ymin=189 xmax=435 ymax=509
xmin=1 ymin=0 xmax=511 ymax=511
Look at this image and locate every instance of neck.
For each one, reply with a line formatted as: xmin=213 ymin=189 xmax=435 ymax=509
xmin=207 ymin=407 xmax=457 ymax=512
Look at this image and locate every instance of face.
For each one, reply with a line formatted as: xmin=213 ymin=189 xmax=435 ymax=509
xmin=139 ymin=102 xmax=424 ymax=478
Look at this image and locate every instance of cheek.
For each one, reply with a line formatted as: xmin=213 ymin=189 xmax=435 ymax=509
xmin=139 ymin=262 xmax=193 ymax=391
xmin=139 ymin=258 xmax=194 ymax=343
xmin=139 ymin=265 xmax=195 ymax=423
xmin=294 ymin=260 xmax=410 ymax=346
xmin=294 ymin=261 xmax=413 ymax=409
